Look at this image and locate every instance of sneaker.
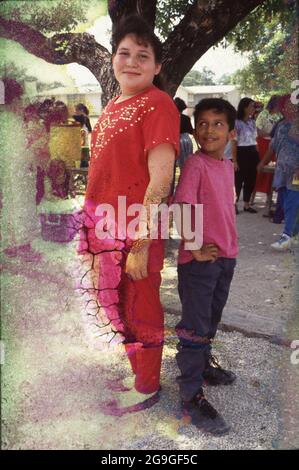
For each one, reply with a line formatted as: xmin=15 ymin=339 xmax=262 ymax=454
xmin=182 ymin=390 xmax=230 ymax=436
xmin=244 ymin=207 xmax=257 ymax=213
xmin=271 ymin=234 xmax=291 ymax=251
xmin=292 ymin=235 xmax=299 ymax=246
xmin=203 ymin=356 xmax=236 ymax=386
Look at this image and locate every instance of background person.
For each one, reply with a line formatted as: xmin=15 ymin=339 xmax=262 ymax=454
xmin=232 ymin=97 xmax=260 ymax=213
xmin=73 ymin=103 xmax=92 ymax=168
xmin=253 ymin=95 xmax=282 ymax=208
xmin=257 ymin=95 xmax=299 ymax=250
xmin=79 ymin=15 xmax=180 ymax=412
xmin=174 ymin=97 xmax=194 ymax=169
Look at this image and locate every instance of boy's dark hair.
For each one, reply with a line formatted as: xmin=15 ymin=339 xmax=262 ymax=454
xmin=194 ymin=98 xmax=237 ymax=131
xmin=111 ymin=14 xmax=163 ymax=63
xmin=237 ymin=97 xmax=254 ymax=120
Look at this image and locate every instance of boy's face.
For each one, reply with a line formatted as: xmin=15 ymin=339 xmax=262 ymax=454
xmin=195 ymin=109 xmax=235 ymax=159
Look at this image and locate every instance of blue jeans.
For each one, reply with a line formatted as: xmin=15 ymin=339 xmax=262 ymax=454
xmin=283 ymin=188 xmax=299 ymax=237
xmin=272 ymin=187 xmax=285 ymax=223
xmin=175 ymin=258 xmax=236 ymax=401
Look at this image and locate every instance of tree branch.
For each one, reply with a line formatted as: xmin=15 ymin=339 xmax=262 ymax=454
xmin=0 ymin=16 xmax=119 ymax=104
xmin=108 ymin=0 xmax=157 ymax=28
xmin=161 ymin=0 xmax=267 ymax=95
xmin=1 ymin=0 xmax=268 ymax=103
xmin=0 ymin=17 xmax=109 ymax=66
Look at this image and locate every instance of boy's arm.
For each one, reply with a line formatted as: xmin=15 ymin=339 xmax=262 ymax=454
xmin=173 ymin=160 xmax=218 ymax=262
xmin=125 ymin=143 xmax=175 ymax=280
xmin=175 ymin=203 xmax=218 ymax=262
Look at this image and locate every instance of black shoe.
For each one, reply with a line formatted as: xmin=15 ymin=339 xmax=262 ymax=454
xmin=182 ymin=391 xmax=230 ymax=436
xmin=244 ymin=207 xmax=257 ymax=213
xmin=203 ymin=356 xmax=236 ymax=386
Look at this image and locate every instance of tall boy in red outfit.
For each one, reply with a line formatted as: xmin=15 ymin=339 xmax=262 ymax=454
xmin=79 ymin=15 xmax=180 ymax=411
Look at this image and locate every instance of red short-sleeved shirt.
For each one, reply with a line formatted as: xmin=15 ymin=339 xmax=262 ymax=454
xmin=82 ymin=85 xmax=180 ymax=271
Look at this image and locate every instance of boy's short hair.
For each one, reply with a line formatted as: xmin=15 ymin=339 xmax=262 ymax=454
xmin=194 ymin=98 xmax=237 ymax=131
xmin=111 ymin=14 xmax=163 ymax=63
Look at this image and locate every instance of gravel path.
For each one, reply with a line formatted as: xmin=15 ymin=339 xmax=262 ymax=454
xmin=1 ymin=194 xmax=299 ymax=450
xmin=162 ymin=194 xmax=298 ymax=341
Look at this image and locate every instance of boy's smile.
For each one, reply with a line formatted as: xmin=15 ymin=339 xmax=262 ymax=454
xmin=195 ymin=109 xmax=235 ymax=159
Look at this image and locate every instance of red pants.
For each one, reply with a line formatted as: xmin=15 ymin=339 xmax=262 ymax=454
xmin=97 ymin=250 xmax=164 ymax=394
xmin=255 ymin=137 xmax=275 ymax=194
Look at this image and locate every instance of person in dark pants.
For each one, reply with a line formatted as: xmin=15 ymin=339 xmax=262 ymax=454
xmin=173 ymin=98 xmax=238 ymax=436
xmin=170 ymin=97 xmax=194 ymax=195
xmin=174 ymin=97 xmax=194 ymax=169
xmin=73 ymin=107 xmax=92 ymax=168
xmin=232 ymin=97 xmax=260 ymax=213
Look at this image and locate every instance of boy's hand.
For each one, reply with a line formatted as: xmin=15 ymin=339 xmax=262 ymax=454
xmin=192 ymin=244 xmax=218 ymax=262
xmin=125 ymin=240 xmax=150 ymax=280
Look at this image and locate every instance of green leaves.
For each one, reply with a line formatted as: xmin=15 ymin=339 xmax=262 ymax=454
xmin=156 ymin=0 xmax=192 ymax=39
xmin=182 ymin=68 xmax=216 ymax=86
xmin=224 ymin=0 xmax=297 ymax=97
xmin=1 ymin=0 xmax=91 ymax=34
xmin=225 ymin=0 xmax=296 ymax=53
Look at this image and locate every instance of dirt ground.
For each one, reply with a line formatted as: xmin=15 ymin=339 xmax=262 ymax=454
xmin=1 ymin=193 xmax=299 ymax=450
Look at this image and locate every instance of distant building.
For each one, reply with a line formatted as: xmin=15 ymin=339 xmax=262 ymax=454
xmin=35 ymin=84 xmax=102 ymax=117
xmin=175 ymin=85 xmax=240 ymax=110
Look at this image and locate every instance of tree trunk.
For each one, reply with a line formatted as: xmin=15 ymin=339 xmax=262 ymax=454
xmin=161 ymin=0 xmax=266 ymax=96
xmin=108 ymin=0 xmax=157 ymax=28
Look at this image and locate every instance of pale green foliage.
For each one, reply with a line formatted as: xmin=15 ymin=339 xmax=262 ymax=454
xmin=217 ymin=74 xmax=233 ymax=85
xmin=0 ymin=61 xmax=36 ymax=83
xmin=224 ymin=0 xmax=295 ymax=53
xmin=156 ymin=0 xmax=192 ymax=38
xmin=228 ymin=8 xmax=297 ymax=98
xmin=156 ymin=0 xmax=295 ymax=54
xmin=182 ymin=68 xmax=216 ymax=86
xmin=0 ymin=60 xmax=64 ymax=93
xmin=0 ymin=0 xmax=106 ymax=34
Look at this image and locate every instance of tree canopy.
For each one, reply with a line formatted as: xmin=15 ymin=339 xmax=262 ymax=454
xmin=219 ymin=1 xmax=297 ymax=99
xmin=1 ymin=0 xmax=294 ymax=104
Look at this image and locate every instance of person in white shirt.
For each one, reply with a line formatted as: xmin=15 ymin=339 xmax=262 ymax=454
xmin=232 ymin=98 xmax=259 ymax=213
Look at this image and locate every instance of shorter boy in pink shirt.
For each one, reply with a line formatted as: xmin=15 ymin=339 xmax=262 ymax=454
xmin=173 ymin=98 xmax=238 ymax=436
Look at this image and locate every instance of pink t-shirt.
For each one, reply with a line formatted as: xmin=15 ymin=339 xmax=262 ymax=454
xmin=173 ymin=152 xmax=238 ymax=264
